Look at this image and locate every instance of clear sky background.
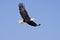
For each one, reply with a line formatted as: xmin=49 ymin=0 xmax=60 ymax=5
xmin=0 ymin=0 xmax=60 ymax=40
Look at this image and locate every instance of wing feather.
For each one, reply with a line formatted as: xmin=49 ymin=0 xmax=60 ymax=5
xmin=26 ymin=21 xmax=38 ymax=26
xmin=19 ymin=3 xmax=30 ymax=21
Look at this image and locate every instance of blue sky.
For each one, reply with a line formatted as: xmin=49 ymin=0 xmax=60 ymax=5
xmin=0 ymin=0 xmax=60 ymax=40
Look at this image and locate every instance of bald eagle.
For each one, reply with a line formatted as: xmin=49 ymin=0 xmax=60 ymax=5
xmin=18 ymin=3 xmax=40 ymax=27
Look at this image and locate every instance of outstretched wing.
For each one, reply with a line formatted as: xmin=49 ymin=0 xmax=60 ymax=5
xmin=19 ymin=3 xmax=30 ymax=21
xmin=26 ymin=21 xmax=40 ymax=26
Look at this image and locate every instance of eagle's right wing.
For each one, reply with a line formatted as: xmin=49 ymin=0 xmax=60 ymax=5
xmin=19 ymin=3 xmax=30 ymax=20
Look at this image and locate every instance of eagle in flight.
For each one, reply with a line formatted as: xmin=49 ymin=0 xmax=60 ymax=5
xmin=18 ymin=3 xmax=40 ymax=27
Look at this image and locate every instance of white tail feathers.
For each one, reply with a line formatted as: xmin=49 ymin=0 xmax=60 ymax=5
xmin=18 ymin=19 xmax=24 ymax=24
xmin=30 ymin=18 xmax=35 ymax=21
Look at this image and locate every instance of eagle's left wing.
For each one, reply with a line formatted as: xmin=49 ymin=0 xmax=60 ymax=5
xmin=26 ymin=21 xmax=40 ymax=26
